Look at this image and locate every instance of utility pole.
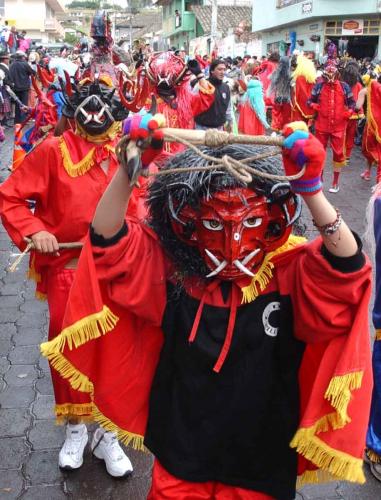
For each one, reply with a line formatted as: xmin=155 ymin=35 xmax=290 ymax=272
xmin=210 ymin=0 xmax=218 ymax=55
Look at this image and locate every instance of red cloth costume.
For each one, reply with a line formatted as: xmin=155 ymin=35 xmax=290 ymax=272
xmin=291 ymin=76 xmax=315 ymax=122
xmin=41 ymin=218 xmax=372 ymax=496
xmin=271 ymin=102 xmax=291 ymax=132
xmin=0 ymin=128 xmax=146 ymax=418
xmin=238 ymin=101 xmax=265 ymax=135
xmin=147 ymin=81 xmax=214 ymax=155
xmin=311 ymin=79 xmax=355 ymax=167
xmin=346 ymin=82 xmax=364 ymax=160
xmin=257 ymin=60 xmax=278 ymax=107
xmin=362 ymin=81 xmax=381 ymax=174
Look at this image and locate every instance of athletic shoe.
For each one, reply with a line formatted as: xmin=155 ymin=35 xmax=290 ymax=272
xmin=360 ymin=171 xmax=371 ymax=181
xmin=59 ymin=423 xmax=88 ymax=470
xmin=328 ymin=185 xmax=340 ymax=193
xmin=370 ymin=462 xmax=381 ymax=482
xmin=91 ymin=428 xmax=133 ymax=478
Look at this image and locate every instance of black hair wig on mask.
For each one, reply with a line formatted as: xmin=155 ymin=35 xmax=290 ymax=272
xmin=341 ymin=60 xmax=360 ymax=88
xmin=148 ymin=144 xmax=305 ymax=282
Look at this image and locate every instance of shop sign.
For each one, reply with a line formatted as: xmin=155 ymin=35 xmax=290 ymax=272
xmin=309 ymin=23 xmax=319 ymax=30
xmin=301 ymin=1 xmax=313 ymax=15
xmin=342 ymin=19 xmax=364 ymax=35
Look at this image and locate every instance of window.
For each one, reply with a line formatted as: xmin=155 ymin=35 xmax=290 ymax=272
xmin=325 ymin=19 xmax=380 ymax=36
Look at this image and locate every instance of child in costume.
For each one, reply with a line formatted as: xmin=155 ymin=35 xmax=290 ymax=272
xmin=268 ymin=56 xmax=292 ymax=132
xmin=0 ymin=12 xmax=137 ymax=477
xmin=42 ymin=119 xmax=372 ymax=499
xmin=238 ymin=78 xmax=270 ymax=135
xmin=341 ymin=61 xmax=364 ymax=164
xmin=309 ymin=60 xmax=355 ymax=193
xmin=290 ymin=54 xmax=316 ymax=124
xmin=357 ymin=74 xmax=381 ymax=183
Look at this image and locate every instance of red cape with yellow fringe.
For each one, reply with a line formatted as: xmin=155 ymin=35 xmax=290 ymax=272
xmin=41 ymin=225 xmax=372 ymax=487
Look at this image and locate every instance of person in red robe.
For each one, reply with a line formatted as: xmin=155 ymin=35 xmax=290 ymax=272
xmin=268 ymin=56 xmax=292 ymax=132
xmin=290 ymin=54 xmax=317 ymax=124
xmin=309 ymin=61 xmax=355 ymax=193
xmin=357 ymin=75 xmax=381 ymax=183
xmin=341 ymin=61 xmax=364 ymax=163
xmin=0 ymin=67 xmax=140 ymax=476
xmin=238 ymin=78 xmax=270 ymax=135
xmin=41 ymin=120 xmax=372 ymax=499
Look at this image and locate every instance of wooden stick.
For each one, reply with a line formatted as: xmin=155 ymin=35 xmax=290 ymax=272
xmin=8 ymin=240 xmax=83 ymax=273
xmin=161 ymin=128 xmax=284 ymax=147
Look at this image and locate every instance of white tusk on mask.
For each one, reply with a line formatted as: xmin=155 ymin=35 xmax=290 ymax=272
xmin=205 ymin=248 xmax=222 ymax=267
xmin=93 ymin=115 xmax=103 ymax=124
xmin=233 ymin=259 xmax=255 ymax=277
xmin=206 ymin=260 xmax=228 ymax=278
xmin=97 ymin=106 xmax=106 ymax=119
xmin=241 ymin=248 xmax=260 ymax=266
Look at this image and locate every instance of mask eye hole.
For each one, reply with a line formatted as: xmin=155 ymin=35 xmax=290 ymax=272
xmin=202 ymin=219 xmax=223 ymax=231
xmin=243 ymin=217 xmax=262 ymax=228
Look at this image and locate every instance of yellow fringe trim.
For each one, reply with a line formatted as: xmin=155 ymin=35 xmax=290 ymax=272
xmin=375 ymin=329 xmax=381 ymax=340
xmin=296 ymin=469 xmax=336 ymax=488
xmin=27 ymin=254 xmax=41 ymax=283
xmin=92 ymin=405 xmax=146 ymax=452
xmin=35 ymin=291 xmax=47 ymax=301
xmin=59 ymin=137 xmax=96 ymax=177
xmin=75 ymin=121 xmax=122 ymax=143
xmin=324 ymin=371 xmax=363 ymax=425
xmin=241 ymin=235 xmax=306 ymax=304
xmin=55 ymin=403 xmax=94 ymax=419
xmin=41 ymin=305 xmax=119 ymax=355
xmin=332 ymin=160 xmax=347 ymax=169
xmin=290 ymin=429 xmax=365 ymax=484
xmin=46 ymin=351 xmax=93 ymax=393
xmin=366 ymin=449 xmax=381 ymax=464
xmin=367 ymin=81 xmax=381 ymax=144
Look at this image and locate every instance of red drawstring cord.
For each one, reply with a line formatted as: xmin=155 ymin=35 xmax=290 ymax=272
xmin=213 ymin=284 xmax=239 ymax=373
xmin=188 ymin=280 xmax=240 ymax=373
xmin=188 ymin=280 xmax=221 ymax=343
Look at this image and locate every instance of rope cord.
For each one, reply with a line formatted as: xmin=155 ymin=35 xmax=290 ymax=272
xmin=116 ymin=131 xmax=306 ymax=184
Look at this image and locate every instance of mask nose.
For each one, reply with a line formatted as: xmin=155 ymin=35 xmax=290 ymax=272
xmin=225 ymin=224 xmax=242 ymax=263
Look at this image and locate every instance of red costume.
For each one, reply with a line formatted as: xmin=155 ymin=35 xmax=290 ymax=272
xmin=41 ymin=126 xmax=372 ymax=498
xmin=291 ymin=76 xmax=315 ymax=122
xmin=311 ymin=78 xmax=355 ymax=167
xmin=346 ymin=81 xmax=364 ymax=160
xmin=362 ymin=80 xmax=381 ymax=179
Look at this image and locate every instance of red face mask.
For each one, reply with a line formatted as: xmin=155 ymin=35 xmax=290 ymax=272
xmin=171 ymin=187 xmax=295 ymax=280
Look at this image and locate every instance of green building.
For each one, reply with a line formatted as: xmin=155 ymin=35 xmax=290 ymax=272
xmin=252 ymin=0 xmax=381 ymax=59
xmin=154 ymin=0 xmax=205 ymax=50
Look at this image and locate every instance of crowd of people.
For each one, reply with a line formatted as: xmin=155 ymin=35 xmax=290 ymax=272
xmin=1 ymin=10 xmax=381 ymax=499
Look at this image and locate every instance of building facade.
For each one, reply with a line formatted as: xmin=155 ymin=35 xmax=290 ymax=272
xmin=5 ymin=0 xmax=65 ymax=43
xmin=252 ymin=0 xmax=381 ymax=59
xmin=154 ymin=0 xmax=205 ymax=50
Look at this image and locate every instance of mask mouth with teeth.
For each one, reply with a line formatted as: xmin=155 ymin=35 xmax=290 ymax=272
xmin=148 ymin=145 xmax=304 ymax=282
xmin=61 ymin=74 xmax=129 ymax=136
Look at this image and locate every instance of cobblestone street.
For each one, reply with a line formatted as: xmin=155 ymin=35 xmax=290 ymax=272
xmin=1 ymin=129 xmax=381 ymax=499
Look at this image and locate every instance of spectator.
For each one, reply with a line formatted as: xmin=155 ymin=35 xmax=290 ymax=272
xmin=18 ymin=31 xmax=31 ymax=53
xmin=194 ymin=58 xmax=233 ymax=131
xmin=7 ymin=26 xmax=18 ymax=55
xmin=0 ymin=51 xmax=13 ymax=127
xmin=9 ymin=50 xmax=35 ymax=123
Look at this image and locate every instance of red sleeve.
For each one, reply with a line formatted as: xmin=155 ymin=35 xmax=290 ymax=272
xmin=276 ymin=238 xmax=370 ymax=343
xmin=92 ymin=218 xmax=167 ymax=327
xmin=190 ymin=80 xmax=215 ymax=117
xmin=0 ymin=138 xmax=57 ymax=249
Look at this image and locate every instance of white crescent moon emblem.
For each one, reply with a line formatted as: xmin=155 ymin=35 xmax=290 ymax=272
xmin=262 ymin=302 xmax=281 ymax=337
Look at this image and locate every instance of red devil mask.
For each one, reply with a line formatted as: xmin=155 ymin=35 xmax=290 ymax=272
xmin=171 ymin=186 xmax=299 ymax=280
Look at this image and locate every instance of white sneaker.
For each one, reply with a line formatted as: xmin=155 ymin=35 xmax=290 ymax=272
xmin=59 ymin=423 xmax=88 ymax=470
xmin=91 ymin=428 xmax=133 ymax=478
xmin=329 ymin=185 xmax=340 ymax=193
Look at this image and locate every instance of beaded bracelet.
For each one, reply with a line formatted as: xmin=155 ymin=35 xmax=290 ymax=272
xmin=312 ymin=208 xmax=342 ymax=236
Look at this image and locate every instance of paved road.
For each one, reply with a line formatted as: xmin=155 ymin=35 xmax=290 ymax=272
xmin=1 ymin=129 xmax=381 ymax=499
